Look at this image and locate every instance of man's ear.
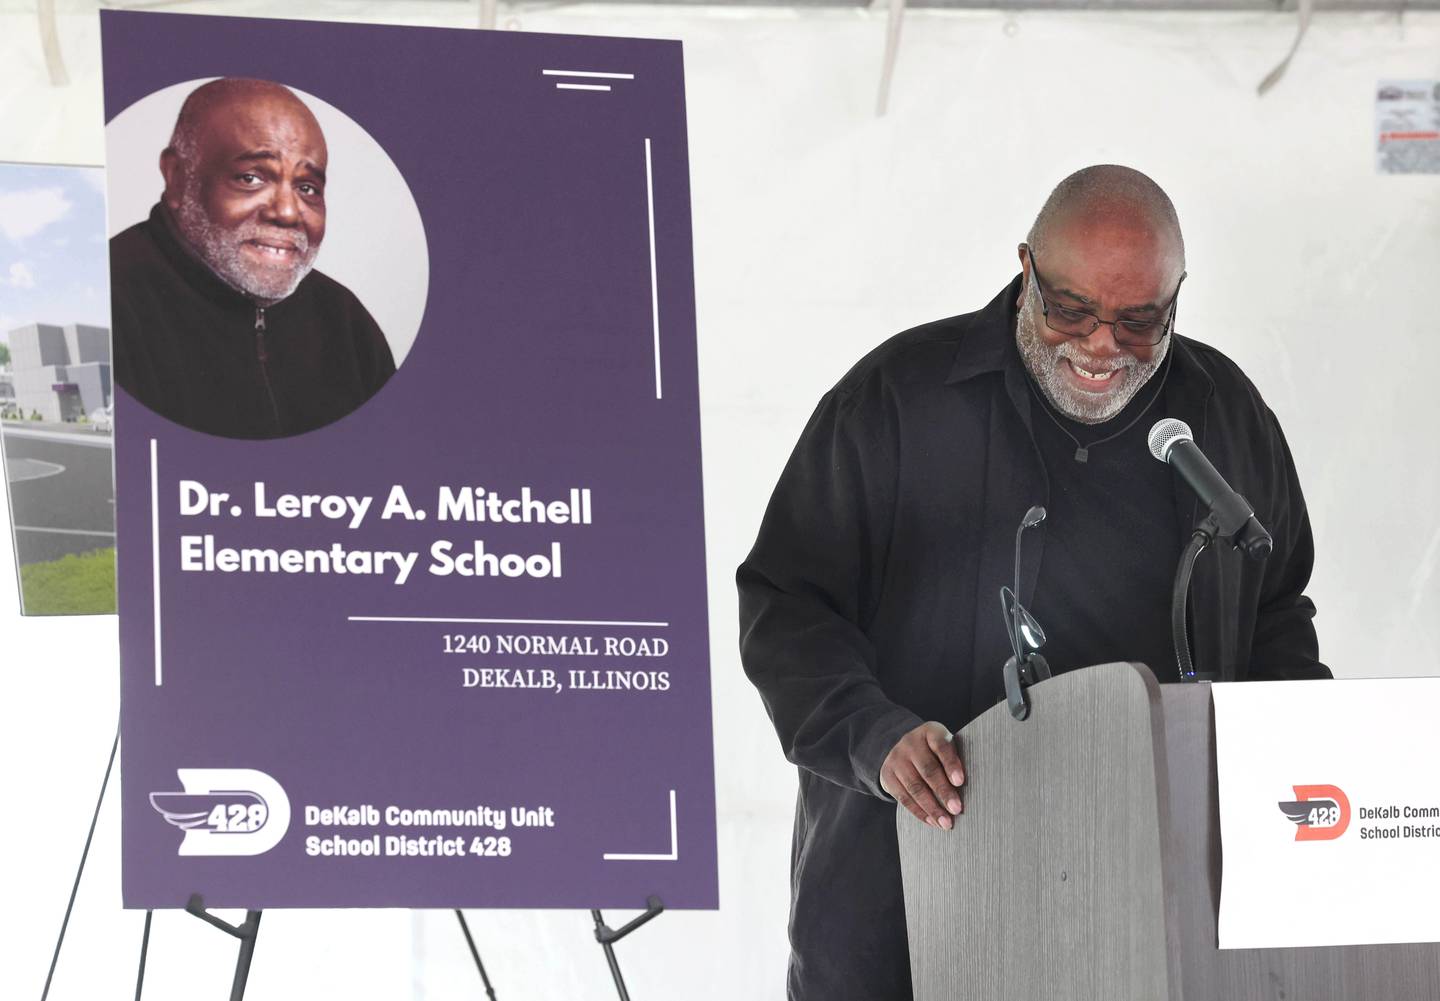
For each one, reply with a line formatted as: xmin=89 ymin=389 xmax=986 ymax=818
xmin=1016 ymin=242 xmax=1031 ymax=307
xmin=159 ymin=147 xmax=183 ymax=212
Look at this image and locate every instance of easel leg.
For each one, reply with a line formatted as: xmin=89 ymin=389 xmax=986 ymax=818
xmin=591 ymin=897 xmax=664 ymax=1001
xmin=135 ymin=910 xmax=153 ymax=1000
xmin=184 ymin=896 xmax=262 ymax=1000
xmin=229 ymin=911 xmax=262 ymax=1001
xmin=454 ymin=910 xmax=499 ymax=1000
xmin=41 ymin=727 xmax=119 ymax=1001
xmin=591 ymin=912 xmax=632 ymax=1001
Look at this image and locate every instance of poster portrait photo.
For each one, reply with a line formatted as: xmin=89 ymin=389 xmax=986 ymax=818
xmin=106 ymin=76 xmax=427 ymax=440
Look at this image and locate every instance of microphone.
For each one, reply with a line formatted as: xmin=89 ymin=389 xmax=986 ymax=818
xmin=1011 ymin=505 xmax=1046 ymax=661
xmin=1001 ymin=505 xmax=1050 ymax=720
xmin=1020 ymin=504 xmax=1047 ymax=530
xmin=1148 ymin=419 xmax=1272 ymax=560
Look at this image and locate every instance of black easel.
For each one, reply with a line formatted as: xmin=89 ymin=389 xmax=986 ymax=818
xmin=134 ymin=910 xmax=152 ymax=996
xmin=41 ymin=727 xmax=118 ymax=1001
xmin=591 ymin=896 xmax=665 ymax=1001
xmin=455 ymin=910 xmax=499 ymax=999
xmin=181 ymin=895 xmax=263 ymax=1000
xmin=134 ymin=910 xmax=152 ymax=1000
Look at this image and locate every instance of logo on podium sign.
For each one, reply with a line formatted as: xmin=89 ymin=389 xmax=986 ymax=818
xmin=148 ymin=768 xmax=291 ymax=856
xmin=1277 ymin=784 xmax=1351 ymax=841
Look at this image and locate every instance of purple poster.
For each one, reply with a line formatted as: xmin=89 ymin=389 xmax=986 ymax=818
xmin=103 ymin=11 xmax=716 ymax=909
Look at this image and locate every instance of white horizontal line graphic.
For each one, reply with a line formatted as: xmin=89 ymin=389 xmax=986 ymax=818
xmin=349 ymin=616 xmax=669 ymax=628
xmin=13 ymin=526 xmax=115 ymax=537
xmin=543 ymin=70 xmax=635 ymax=79
xmin=556 ymin=83 xmax=611 ymax=92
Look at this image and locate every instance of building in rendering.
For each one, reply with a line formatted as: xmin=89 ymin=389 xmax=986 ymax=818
xmin=7 ymin=323 xmax=111 ymax=422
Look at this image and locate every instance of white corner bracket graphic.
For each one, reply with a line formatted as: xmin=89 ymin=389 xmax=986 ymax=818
xmin=603 ymin=789 xmax=678 ymax=861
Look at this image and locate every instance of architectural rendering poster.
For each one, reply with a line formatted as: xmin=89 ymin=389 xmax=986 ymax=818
xmin=0 ymin=162 xmax=116 ymax=616
xmin=104 ymin=11 xmax=717 ymax=909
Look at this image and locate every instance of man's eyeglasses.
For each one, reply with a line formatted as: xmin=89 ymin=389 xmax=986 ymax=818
xmin=1025 ymin=246 xmax=1185 ymax=348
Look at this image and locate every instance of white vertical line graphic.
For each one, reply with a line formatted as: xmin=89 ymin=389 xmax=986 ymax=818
xmin=645 ymin=137 xmax=662 ymax=401
xmin=668 ymin=787 xmax=678 ymax=856
xmin=602 ymin=788 xmax=679 ymax=861
xmin=150 ymin=437 xmax=162 ymax=686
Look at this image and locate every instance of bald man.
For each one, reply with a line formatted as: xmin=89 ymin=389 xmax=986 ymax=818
xmin=737 ymin=165 xmax=1328 ymax=1000
xmin=111 ymin=78 xmax=394 ymax=439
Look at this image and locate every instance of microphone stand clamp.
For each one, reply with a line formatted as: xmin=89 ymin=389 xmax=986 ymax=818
xmin=1004 ymin=651 xmax=1052 ymax=721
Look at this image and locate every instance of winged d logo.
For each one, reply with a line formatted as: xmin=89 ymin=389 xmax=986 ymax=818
xmin=1277 ymin=784 xmax=1350 ymax=842
xmin=149 ymin=768 xmax=291 ymax=856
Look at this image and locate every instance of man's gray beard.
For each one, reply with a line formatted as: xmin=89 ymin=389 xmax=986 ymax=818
xmin=174 ymin=182 xmax=319 ymax=304
xmin=1015 ymin=279 xmax=1168 ymax=425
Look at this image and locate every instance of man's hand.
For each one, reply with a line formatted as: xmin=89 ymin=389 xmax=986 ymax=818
xmin=880 ymin=721 xmax=965 ymax=830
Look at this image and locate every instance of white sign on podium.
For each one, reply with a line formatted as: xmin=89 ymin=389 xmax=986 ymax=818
xmin=1214 ymin=677 xmax=1440 ymax=949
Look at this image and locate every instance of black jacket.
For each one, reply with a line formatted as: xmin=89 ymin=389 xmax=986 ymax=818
xmin=111 ymin=204 xmax=395 ymax=439
xmin=736 ymin=275 xmax=1328 ymax=1000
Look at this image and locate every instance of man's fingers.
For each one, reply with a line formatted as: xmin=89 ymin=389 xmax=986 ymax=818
xmin=887 ymin=779 xmax=932 ymax=827
xmin=881 ymin=722 xmax=967 ymax=828
xmin=926 ymin=727 xmax=966 ymax=789
xmin=897 ymin=762 xmax=952 ymax=830
xmin=881 ymin=767 xmax=928 ymax=825
xmin=914 ymin=750 xmax=963 ymax=816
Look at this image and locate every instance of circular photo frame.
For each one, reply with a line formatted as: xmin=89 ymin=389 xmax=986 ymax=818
xmin=105 ymin=78 xmax=428 ymax=439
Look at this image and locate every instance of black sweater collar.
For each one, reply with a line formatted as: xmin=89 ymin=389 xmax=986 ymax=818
xmin=145 ymin=202 xmax=296 ymax=315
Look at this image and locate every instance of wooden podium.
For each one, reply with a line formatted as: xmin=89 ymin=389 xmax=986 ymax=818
xmin=896 ymin=662 xmax=1440 ymax=1000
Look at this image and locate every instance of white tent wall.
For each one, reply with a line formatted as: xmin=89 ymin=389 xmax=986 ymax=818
xmin=3 ymin=3 xmax=1438 ymax=998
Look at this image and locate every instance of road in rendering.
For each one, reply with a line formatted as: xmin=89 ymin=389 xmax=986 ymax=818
xmin=2 ymin=424 xmax=115 ymax=565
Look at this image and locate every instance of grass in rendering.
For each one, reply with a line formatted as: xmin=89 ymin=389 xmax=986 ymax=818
xmin=20 ymin=546 xmax=117 ymax=615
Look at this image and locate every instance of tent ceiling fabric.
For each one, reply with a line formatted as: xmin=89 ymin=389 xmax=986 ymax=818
xmin=576 ymin=0 xmax=1437 ymax=10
